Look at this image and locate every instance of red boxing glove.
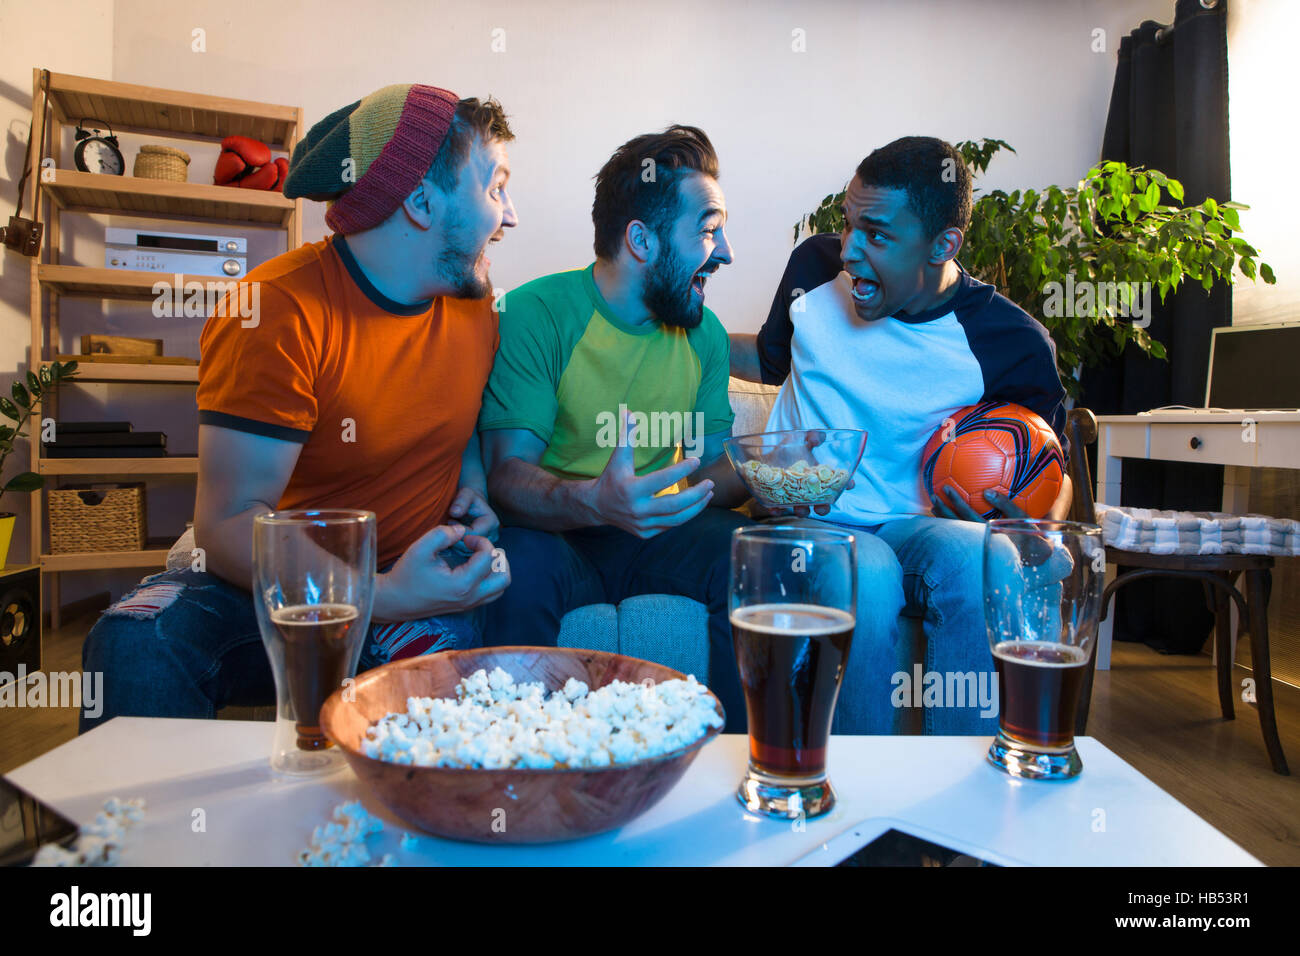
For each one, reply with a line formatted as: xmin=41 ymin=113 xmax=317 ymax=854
xmin=213 ymin=150 xmax=247 ymax=186
xmin=221 ymin=135 xmax=271 ymax=168
xmin=272 ymin=157 xmax=289 ymax=192
xmin=237 ymin=162 xmax=279 ymax=190
xmin=213 ymin=136 xmax=283 ymax=190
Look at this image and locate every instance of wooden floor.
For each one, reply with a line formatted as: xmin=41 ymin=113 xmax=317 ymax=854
xmin=1085 ymin=644 xmax=1300 ymax=865
xmin=3 ymin=612 xmax=1298 ymax=864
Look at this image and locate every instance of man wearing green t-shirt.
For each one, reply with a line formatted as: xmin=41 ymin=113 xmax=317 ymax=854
xmin=479 ymin=125 xmax=751 ymax=730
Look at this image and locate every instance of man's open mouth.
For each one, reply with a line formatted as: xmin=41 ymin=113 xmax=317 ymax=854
xmin=481 ymin=235 xmax=503 ymax=268
xmin=691 ymin=265 xmax=717 ymax=296
xmin=851 ymin=276 xmax=880 ymax=306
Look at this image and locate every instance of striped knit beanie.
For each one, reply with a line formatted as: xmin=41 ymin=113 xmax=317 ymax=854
xmin=283 ymin=84 xmax=459 ymax=235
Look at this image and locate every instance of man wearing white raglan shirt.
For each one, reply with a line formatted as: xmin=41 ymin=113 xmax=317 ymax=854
xmin=731 ymin=136 xmax=1072 ymax=736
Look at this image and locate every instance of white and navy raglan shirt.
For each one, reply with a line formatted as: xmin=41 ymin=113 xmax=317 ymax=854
xmin=758 ymin=233 xmax=1067 ymax=527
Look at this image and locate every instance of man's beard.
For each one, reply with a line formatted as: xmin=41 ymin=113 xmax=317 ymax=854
xmin=643 ymin=240 xmax=704 ymax=330
xmin=436 ymin=213 xmax=490 ymax=299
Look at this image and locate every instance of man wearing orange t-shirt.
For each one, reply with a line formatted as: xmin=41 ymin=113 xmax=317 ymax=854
xmin=80 ymin=85 xmax=517 ymax=731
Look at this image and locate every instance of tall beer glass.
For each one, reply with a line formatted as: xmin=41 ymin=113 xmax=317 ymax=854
xmin=730 ymin=526 xmax=856 ymax=819
xmin=984 ymin=519 xmax=1103 ymax=779
xmin=253 ymin=509 xmax=376 ymax=775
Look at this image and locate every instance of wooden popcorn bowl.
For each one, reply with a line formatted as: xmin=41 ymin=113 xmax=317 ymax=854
xmin=319 ymin=646 xmax=725 ymax=844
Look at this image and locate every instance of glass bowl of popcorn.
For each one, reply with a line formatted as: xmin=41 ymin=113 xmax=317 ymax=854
xmin=724 ymin=428 xmax=867 ymax=509
xmin=319 ymin=647 xmax=725 ymax=844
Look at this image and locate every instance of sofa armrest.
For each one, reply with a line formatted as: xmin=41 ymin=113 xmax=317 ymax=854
xmin=616 ymin=594 xmax=709 ymax=680
xmin=557 ymin=604 xmax=619 ymax=654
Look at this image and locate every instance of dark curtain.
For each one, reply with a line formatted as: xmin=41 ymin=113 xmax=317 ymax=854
xmin=1080 ymin=0 xmax=1232 ymax=654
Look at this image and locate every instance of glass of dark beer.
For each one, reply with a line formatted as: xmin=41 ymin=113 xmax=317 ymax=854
xmin=730 ymin=525 xmax=856 ymax=819
xmin=253 ymin=509 xmax=376 ymax=775
xmin=984 ymin=519 xmax=1103 ymax=780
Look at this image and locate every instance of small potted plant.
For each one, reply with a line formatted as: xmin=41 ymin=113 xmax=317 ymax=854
xmin=0 ymin=360 xmax=78 ymax=569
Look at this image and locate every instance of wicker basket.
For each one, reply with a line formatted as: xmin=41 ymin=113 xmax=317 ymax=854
xmin=48 ymin=484 xmax=147 ymax=554
xmin=133 ymin=145 xmax=191 ymax=182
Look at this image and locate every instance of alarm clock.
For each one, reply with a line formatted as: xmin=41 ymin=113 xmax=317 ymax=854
xmin=73 ymin=118 xmax=124 ymax=175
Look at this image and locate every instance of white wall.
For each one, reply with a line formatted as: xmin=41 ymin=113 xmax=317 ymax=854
xmin=0 ymin=0 xmax=113 ymax=569
xmin=1227 ymin=0 xmax=1298 ymax=326
xmin=109 ymin=0 xmax=1171 ymax=329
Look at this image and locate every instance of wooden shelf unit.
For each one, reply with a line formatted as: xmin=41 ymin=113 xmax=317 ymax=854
xmin=39 ymin=264 xmax=228 ymax=300
xmin=25 ymin=68 xmax=304 ymax=625
xmin=41 ymin=362 xmax=198 ymax=385
xmin=42 ymin=72 xmax=298 ymax=148
xmin=42 ymin=170 xmax=295 ymax=225
xmin=42 ymin=547 xmax=176 ymax=574
xmin=38 ymin=457 xmax=200 ymax=476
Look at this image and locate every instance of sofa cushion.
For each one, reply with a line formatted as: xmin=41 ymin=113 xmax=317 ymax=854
xmin=557 ymin=597 xmax=707 ymax=680
xmin=557 ymin=604 xmax=618 ymax=653
xmin=728 ymin=375 xmax=780 ymax=438
xmin=615 ymin=594 xmax=709 ymax=680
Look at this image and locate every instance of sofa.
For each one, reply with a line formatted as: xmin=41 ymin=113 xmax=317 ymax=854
xmin=165 ymin=377 xmax=924 ymax=712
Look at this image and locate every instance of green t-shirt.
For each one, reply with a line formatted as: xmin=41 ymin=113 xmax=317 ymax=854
xmin=478 ymin=264 xmax=734 ymax=481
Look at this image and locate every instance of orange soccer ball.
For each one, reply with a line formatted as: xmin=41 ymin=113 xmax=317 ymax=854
xmin=920 ymin=401 xmax=1065 ymax=519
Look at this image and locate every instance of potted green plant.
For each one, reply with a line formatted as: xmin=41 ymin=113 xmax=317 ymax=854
xmin=0 ymin=360 xmax=78 ymax=569
xmin=795 ymin=139 xmax=1276 ymax=397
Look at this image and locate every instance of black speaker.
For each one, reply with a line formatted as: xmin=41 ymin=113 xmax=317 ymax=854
xmin=0 ymin=566 xmax=40 ymax=689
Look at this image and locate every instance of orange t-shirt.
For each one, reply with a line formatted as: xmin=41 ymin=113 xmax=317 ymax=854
xmin=197 ymin=234 xmax=498 ymax=568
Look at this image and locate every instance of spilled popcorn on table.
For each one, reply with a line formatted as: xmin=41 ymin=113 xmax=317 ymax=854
xmin=298 ymin=800 xmax=390 ymax=867
xmin=361 ymin=667 xmax=723 ymax=770
xmin=30 ymin=796 xmax=145 ymax=867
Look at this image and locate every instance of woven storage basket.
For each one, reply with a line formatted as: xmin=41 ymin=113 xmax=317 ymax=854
xmin=48 ymin=483 xmax=147 ymax=554
xmin=133 ymin=145 xmax=190 ymax=182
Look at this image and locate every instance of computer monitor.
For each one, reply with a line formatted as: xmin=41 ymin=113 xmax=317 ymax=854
xmin=1206 ymin=322 xmax=1300 ymax=409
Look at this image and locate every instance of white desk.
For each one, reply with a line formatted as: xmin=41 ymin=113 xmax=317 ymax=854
xmin=6 ymin=718 xmax=1258 ymax=866
xmin=1094 ymin=411 xmax=1300 ymax=669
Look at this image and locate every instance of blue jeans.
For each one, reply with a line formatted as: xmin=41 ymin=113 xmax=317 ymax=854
xmin=79 ymin=568 xmax=480 ymax=734
xmin=483 ymin=507 xmax=751 ymax=733
xmin=827 ymin=515 xmax=1002 ymax=736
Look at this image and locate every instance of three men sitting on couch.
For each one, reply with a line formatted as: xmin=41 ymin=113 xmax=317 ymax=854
xmin=79 ymin=83 xmax=1070 ymax=737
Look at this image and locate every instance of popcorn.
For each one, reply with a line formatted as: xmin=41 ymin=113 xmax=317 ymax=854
xmin=30 ymin=796 xmax=145 ymax=867
xmin=361 ymin=669 xmax=723 ymax=770
xmin=298 ymin=800 xmax=387 ymax=867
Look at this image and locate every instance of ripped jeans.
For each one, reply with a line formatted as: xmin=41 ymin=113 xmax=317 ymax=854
xmin=79 ymin=568 xmax=480 ymax=734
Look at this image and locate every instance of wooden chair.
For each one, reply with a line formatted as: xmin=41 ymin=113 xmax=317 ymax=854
xmin=1067 ymin=407 xmax=1289 ymax=774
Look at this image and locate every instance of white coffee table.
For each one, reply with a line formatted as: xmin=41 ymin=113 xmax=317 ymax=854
xmin=6 ymin=718 xmax=1259 ymax=866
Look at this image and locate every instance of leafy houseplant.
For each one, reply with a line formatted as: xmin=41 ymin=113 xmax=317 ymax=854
xmin=794 ymin=140 xmax=1276 ymax=397
xmin=0 ymin=360 xmax=78 ymax=568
